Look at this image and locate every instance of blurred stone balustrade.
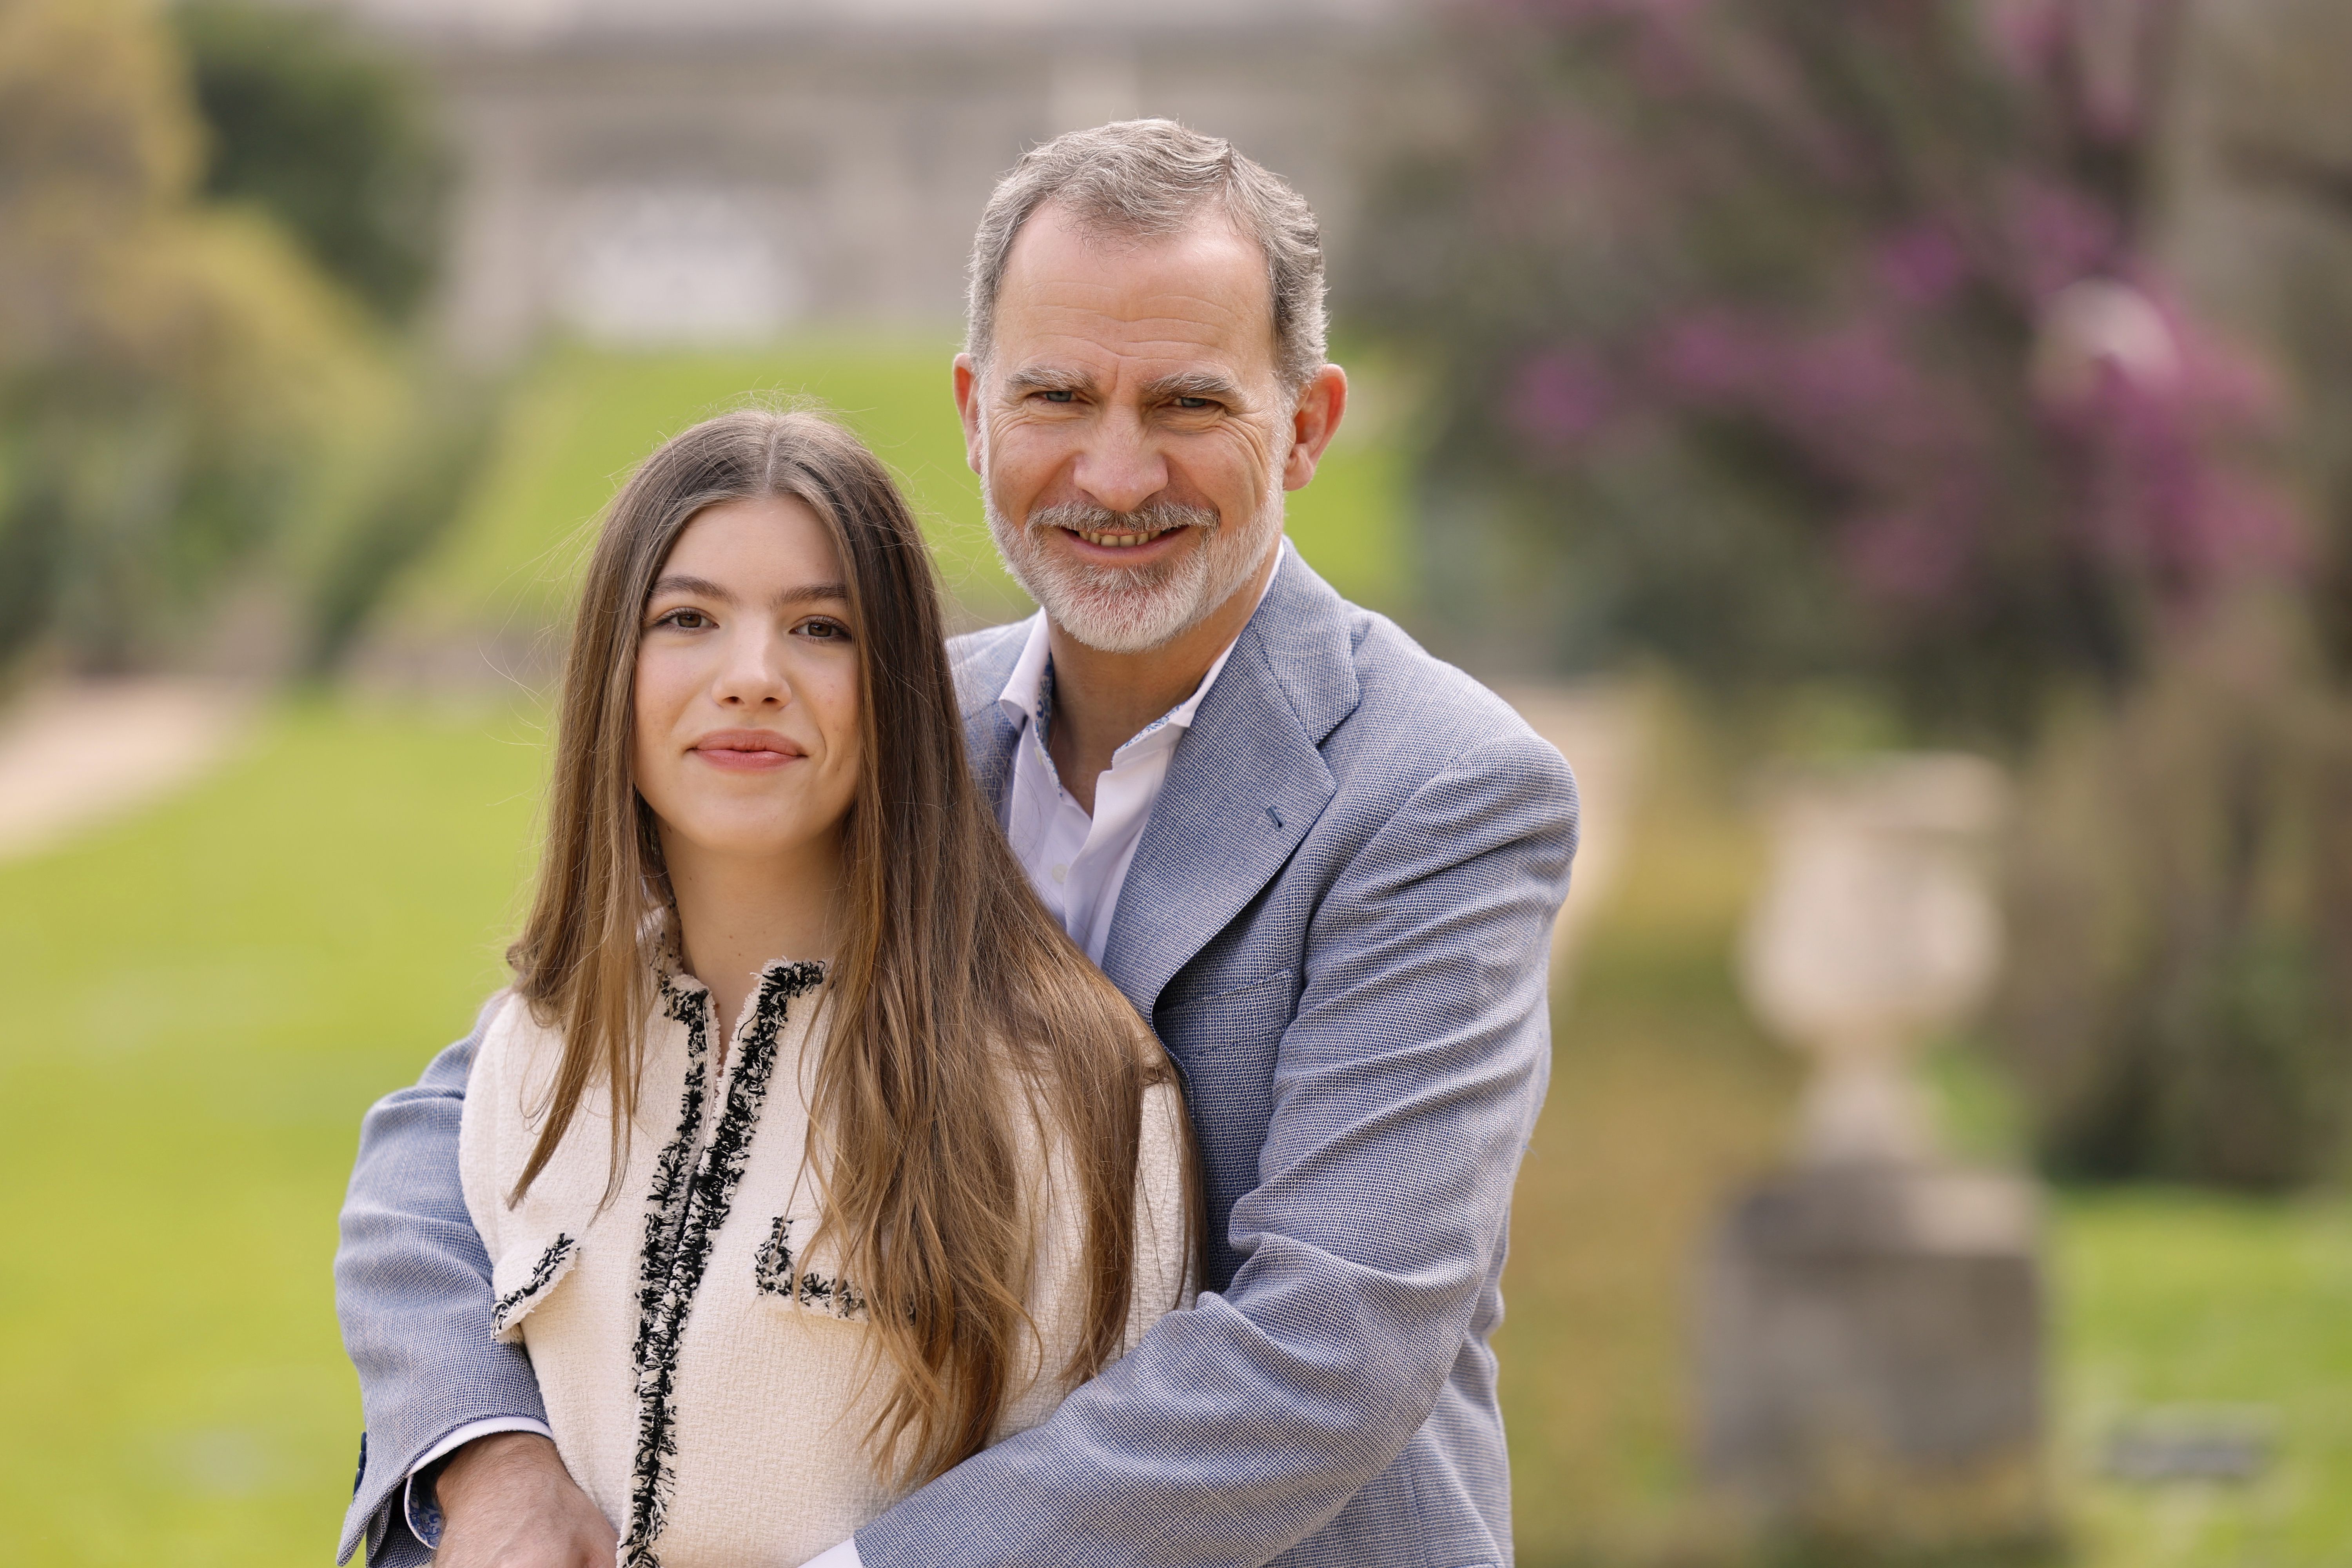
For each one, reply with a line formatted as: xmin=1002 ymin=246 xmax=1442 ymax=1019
xmin=1701 ymin=753 xmax=2047 ymax=1549
xmin=305 ymin=0 xmax=1446 ymax=359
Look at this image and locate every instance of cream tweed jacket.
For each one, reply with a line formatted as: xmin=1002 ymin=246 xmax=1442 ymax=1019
xmin=460 ymin=956 xmax=1192 ymax=1568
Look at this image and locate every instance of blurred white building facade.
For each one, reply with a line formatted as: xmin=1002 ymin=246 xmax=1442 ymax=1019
xmin=322 ymin=0 xmax=1434 ymax=358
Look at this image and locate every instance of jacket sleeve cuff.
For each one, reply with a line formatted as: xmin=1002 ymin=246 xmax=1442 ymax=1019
xmin=402 ymin=1417 xmax=559 ymax=1551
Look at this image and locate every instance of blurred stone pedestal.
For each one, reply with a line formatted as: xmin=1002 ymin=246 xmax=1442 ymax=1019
xmin=1698 ymin=1164 xmax=2046 ymax=1544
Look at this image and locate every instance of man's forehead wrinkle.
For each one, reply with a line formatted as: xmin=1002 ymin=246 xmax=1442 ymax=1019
xmin=1016 ymin=309 xmax=1238 ymax=347
xmin=1008 ymin=286 xmax=1257 ymax=341
xmin=1007 ymin=302 xmax=1267 ymax=361
xmin=1006 ymin=347 xmax=1261 ymax=397
xmin=995 ymin=268 xmax=1282 ymax=397
xmin=1007 ymin=322 xmax=1261 ymax=373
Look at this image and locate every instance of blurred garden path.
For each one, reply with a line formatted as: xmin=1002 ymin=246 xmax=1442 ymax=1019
xmin=1497 ymin=681 xmax=1645 ymax=984
xmin=0 ymin=680 xmax=257 ymax=861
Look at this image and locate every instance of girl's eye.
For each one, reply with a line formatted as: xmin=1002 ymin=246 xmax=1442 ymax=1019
xmin=799 ymin=618 xmax=851 ymax=642
xmin=659 ymin=608 xmax=711 ymax=631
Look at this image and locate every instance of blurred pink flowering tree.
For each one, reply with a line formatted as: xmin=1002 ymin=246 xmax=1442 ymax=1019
xmin=1359 ymin=0 xmax=2352 ymax=1185
xmin=1363 ymin=0 xmax=2295 ymax=737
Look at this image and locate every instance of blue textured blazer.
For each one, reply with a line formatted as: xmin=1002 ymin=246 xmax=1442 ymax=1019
xmin=336 ymin=545 xmax=1579 ymax=1568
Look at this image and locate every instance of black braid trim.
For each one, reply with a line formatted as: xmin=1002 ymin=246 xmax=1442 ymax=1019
xmin=751 ymin=1216 xmax=869 ymax=1322
xmin=489 ymin=1232 xmax=577 ymax=1335
xmin=620 ymin=959 xmax=824 ymax=1567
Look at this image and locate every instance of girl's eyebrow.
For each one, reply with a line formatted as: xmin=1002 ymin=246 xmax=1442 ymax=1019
xmin=650 ymin=573 xmax=731 ymax=603
xmin=648 ymin=575 xmax=850 ymax=610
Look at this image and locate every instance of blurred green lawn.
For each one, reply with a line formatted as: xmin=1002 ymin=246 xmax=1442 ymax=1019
xmin=2060 ymin=1192 xmax=2352 ymax=1568
xmin=0 ymin=700 xmax=544 ymax=1565
xmin=2 ymin=343 xmax=2345 ymax=1565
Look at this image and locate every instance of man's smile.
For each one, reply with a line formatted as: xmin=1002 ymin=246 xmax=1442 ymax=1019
xmin=1070 ymin=524 xmax=1167 ymax=549
xmin=1057 ymin=520 xmax=1196 ymax=561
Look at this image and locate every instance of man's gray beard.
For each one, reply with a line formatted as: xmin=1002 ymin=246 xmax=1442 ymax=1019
xmin=987 ymin=493 xmax=1275 ymax=655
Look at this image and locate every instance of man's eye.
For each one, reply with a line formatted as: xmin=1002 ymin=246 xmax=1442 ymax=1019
xmin=1174 ymin=396 xmax=1216 ymax=411
xmin=1039 ymin=389 xmax=1075 ymax=404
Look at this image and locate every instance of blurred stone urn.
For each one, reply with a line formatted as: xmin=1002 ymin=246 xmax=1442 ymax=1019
xmin=1739 ymin=753 xmax=2007 ymax=1166
xmin=1699 ymin=753 xmax=2047 ymax=1550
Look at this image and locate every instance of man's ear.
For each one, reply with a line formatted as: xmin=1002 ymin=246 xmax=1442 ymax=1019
xmin=953 ymin=354 xmax=984 ymax=477
xmin=1283 ymin=364 xmax=1349 ymax=492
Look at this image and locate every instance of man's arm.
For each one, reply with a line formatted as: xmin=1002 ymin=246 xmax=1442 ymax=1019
xmin=335 ymin=998 xmax=557 ymax=1566
xmin=855 ymin=732 xmax=1578 ymax=1568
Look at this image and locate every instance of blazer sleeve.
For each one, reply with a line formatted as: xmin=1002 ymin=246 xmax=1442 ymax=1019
xmin=334 ymin=993 xmax=547 ymax=1567
xmin=855 ymin=731 xmax=1578 ymax=1568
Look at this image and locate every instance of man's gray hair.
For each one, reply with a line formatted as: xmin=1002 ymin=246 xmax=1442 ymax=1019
xmin=966 ymin=119 xmax=1328 ymax=394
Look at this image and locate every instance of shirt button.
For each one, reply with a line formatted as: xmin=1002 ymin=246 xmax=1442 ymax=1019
xmin=1051 ymin=864 xmax=1069 ymax=884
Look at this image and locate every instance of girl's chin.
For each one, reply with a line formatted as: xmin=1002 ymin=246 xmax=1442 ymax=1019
xmin=658 ymin=813 xmax=843 ymax=867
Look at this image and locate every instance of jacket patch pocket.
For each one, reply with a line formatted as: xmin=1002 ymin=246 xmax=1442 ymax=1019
xmin=490 ymin=1231 xmax=580 ymax=1341
xmin=753 ymin=1216 xmax=868 ymax=1321
xmin=1157 ymin=965 xmax=1301 ymax=1043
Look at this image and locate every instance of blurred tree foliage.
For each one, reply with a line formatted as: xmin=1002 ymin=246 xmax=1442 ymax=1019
xmin=0 ymin=0 xmax=393 ymax=674
xmin=171 ymin=0 xmax=452 ymax=326
xmin=1360 ymin=0 xmax=2284 ymax=739
xmin=1989 ymin=0 xmax=2352 ymax=1190
xmin=2169 ymin=0 xmax=2352 ymax=681
xmin=164 ymin=0 xmax=488 ymax=673
xmin=303 ymin=378 xmax=499 ymax=675
xmin=1360 ymin=0 xmax=2352 ymax=1187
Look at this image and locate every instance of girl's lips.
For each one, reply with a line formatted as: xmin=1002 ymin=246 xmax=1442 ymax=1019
xmin=694 ymin=748 xmax=797 ymax=771
xmin=691 ymin=731 xmax=806 ymax=771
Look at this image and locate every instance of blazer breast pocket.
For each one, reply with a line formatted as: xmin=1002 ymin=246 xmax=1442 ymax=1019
xmin=1157 ymin=966 xmax=1301 ymax=1051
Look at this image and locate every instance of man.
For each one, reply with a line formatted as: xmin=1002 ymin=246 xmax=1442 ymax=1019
xmin=338 ymin=119 xmax=1577 ymax=1568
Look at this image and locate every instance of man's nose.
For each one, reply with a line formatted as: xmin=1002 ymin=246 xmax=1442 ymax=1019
xmin=1071 ymin=408 xmax=1169 ymax=515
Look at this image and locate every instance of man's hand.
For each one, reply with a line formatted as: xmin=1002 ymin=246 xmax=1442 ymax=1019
xmin=431 ymin=1432 xmax=617 ymax=1568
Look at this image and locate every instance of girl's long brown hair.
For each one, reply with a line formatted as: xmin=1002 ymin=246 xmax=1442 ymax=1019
xmin=505 ymin=408 xmax=1196 ymax=1486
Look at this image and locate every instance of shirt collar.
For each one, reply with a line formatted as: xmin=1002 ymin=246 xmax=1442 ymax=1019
xmin=995 ymin=548 xmax=1283 ymax=745
xmin=997 ymin=608 xmax=1056 ymax=732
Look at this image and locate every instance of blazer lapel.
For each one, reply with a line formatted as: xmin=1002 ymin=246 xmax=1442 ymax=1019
xmin=1100 ymin=546 xmax=1361 ymax=1014
xmin=953 ymin=621 xmax=1029 ymax=817
xmin=965 ymin=700 xmax=1018 ymax=816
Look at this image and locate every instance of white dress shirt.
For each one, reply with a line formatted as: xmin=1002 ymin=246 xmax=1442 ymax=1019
xmin=416 ymin=558 xmax=1277 ymax=1568
xmin=995 ymin=569 xmax=1270 ymax=962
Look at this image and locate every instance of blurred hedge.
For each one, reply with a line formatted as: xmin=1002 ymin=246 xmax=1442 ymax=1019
xmin=0 ymin=0 xmax=484 ymax=682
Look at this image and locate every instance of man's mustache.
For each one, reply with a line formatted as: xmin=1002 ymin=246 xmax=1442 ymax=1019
xmin=1027 ymin=499 xmax=1220 ymax=538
